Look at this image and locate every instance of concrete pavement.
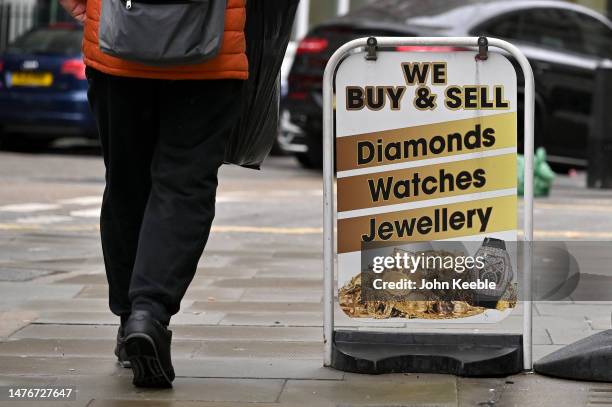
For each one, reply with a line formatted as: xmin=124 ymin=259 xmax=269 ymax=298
xmin=0 ymin=148 xmax=611 ymax=406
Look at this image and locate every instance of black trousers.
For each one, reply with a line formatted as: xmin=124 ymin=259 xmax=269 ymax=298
xmin=86 ymin=67 xmax=242 ymax=324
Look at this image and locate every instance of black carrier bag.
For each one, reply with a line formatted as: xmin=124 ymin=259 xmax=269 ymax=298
xmin=224 ymin=0 xmax=300 ymax=169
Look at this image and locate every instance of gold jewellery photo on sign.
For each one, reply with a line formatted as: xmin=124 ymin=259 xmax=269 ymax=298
xmin=339 ymin=237 xmax=517 ymax=320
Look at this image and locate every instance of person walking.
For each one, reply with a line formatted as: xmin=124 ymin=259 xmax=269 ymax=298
xmin=59 ymin=0 xmax=248 ymax=388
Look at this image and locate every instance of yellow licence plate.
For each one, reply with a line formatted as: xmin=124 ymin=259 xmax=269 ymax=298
xmin=8 ymin=72 xmax=54 ymax=87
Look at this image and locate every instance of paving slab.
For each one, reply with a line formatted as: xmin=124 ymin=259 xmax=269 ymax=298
xmin=280 ymin=375 xmax=458 ymax=406
xmin=55 ymin=273 xmax=108 ymax=285
xmin=32 ymin=310 xmax=228 ymax=326
xmin=84 ymin=377 xmax=285 ymax=403
xmin=184 ymin=288 xmax=247 ymax=303
xmin=13 ymin=299 xmax=109 ymax=313
xmin=77 ymin=285 xmax=245 ymax=302
xmin=194 ymin=267 xmax=258 ymax=279
xmin=206 ymin=249 xmax=275 ymax=260
xmin=70 ymin=284 xmax=108 ymax=299
xmin=34 ymin=312 xmax=120 ymax=325
xmin=0 ymin=356 xmax=119 ymax=376
xmin=0 ymin=338 xmax=200 ymax=359
xmin=0 ymin=374 xmax=60 ymax=386
xmin=169 ymin=312 xmax=226 ymax=326
xmin=171 ymin=325 xmax=322 ymax=342
xmin=34 ymin=375 xmax=286 ymax=403
xmin=0 ymin=283 xmax=83 ymax=306
xmin=10 ymin=324 xmax=117 ymax=340
xmin=497 ymin=373 xmax=592 ymax=407
xmin=89 ymin=401 xmax=288 ymax=407
xmin=0 ymin=398 xmax=91 ymax=407
xmin=0 ymin=265 xmax=58 ymax=281
xmin=456 ymin=377 xmax=507 ymax=407
xmin=187 ymin=301 xmax=322 ymax=313
xmin=588 ymin=315 xmax=612 ymax=330
xmin=219 ymin=312 xmax=322 ymax=327
xmin=116 ymin=358 xmax=342 ymax=380
xmin=12 ymin=324 xmax=323 ymax=342
xmin=176 ymin=278 xmax=213 ymax=289
xmin=239 ymin=288 xmax=321 ymax=303
xmin=212 ymin=277 xmax=322 ymax=289
xmin=196 ymin=253 xmax=235 ymax=269
xmin=254 ymin=268 xmax=324 ymax=279
xmin=20 ymin=260 xmax=103 ymax=277
xmin=9 ymin=298 xmax=184 ymax=315
xmin=271 ymin=251 xmax=322 ymax=259
xmin=533 ymin=344 xmax=565 ymax=361
xmin=0 ymin=311 xmax=38 ymax=337
xmin=239 ymin=256 xmax=322 ymax=268
xmin=546 ymin=327 xmax=603 ymax=345
xmin=536 ymin=303 xmax=612 ymax=319
xmin=193 ymin=340 xmax=322 ymax=359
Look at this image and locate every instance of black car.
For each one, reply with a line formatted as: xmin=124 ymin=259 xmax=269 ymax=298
xmin=279 ymin=0 xmax=612 ymax=168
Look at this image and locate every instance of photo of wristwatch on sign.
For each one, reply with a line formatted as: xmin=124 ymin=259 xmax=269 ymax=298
xmin=469 ymin=237 xmax=515 ymax=309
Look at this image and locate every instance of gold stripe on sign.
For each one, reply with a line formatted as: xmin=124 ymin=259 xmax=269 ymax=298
xmin=337 ymin=153 xmax=516 ymax=212
xmin=336 ymin=112 xmax=517 ymax=172
xmin=337 ymin=195 xmax=517 ymax=254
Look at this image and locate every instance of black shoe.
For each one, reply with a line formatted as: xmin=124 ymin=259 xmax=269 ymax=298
xmin=114 ymin=324 xmax=131 ymax=368
xmin=124 ymin=310 xmax=175 ymax=388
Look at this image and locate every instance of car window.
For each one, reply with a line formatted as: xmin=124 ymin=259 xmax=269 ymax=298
xmin=570 ymin=12 xmax=612 ymax=59
xmin=7 ymin=28 xmax=82 ymax=55
xmin=475 ymin=11 xmax=523 ymax=40
xmin=477 ymin=8 xmax=588 ymax=54
xmin=519 ymin=9 xmax=584 ymax=53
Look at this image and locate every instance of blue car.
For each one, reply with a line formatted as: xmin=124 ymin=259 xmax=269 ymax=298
xmin=0 ymin=24 xmax=96 ymax=143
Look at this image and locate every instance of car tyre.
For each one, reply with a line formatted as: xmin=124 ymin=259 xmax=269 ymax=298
xmin=296 ymin=152 xmax=318 ymax=169
xmin=295 ymin=133 xmax=323 ymax=169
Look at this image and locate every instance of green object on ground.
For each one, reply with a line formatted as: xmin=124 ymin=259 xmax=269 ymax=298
xmin=518 ymin=147 xmax=555 ymax=197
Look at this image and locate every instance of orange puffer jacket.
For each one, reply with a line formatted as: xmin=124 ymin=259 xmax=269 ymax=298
xmin=82 ymin=0 xmax=248 ymax=80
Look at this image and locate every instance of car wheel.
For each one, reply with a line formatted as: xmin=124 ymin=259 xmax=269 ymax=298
xmin=295 ymin=140 xmax=323 ymax=169
xmin=0 ymin=134 xmax=52 ymax=152
xmin=296 ymin=152 xmax=320 ymax=169
xmin=0 ymin=132 xmax=18 ymax=151
xmin=269 ymin=139 xmax=286 ymax=157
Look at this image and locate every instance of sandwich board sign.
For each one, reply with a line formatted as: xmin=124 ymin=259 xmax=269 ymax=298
xmin=322 ymin=37 xmax=535 ymax=373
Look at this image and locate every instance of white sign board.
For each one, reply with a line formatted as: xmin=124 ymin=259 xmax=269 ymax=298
xmin=335 ymin=51 xmax=518 ymax=323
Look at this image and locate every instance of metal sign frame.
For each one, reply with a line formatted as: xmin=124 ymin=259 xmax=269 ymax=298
xmin=323 ymin=37 xmax=535 ymax=370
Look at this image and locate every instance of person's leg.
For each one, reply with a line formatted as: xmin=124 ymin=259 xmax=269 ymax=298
xmin=86 ymin=68 xmax=159 ymax=320
xmin=128 ymin=79 xmax=243 ymax=324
